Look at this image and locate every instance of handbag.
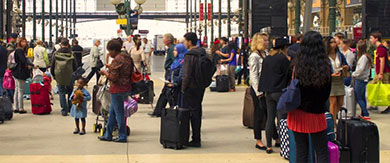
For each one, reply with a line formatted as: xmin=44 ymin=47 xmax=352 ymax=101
xmin=277 ymin=67 xmax=301 ymax=113
xmin=95 ymin=59 xmax=104 ymax=69
xmin=97 ymin=79 xmax=111 ymax=111
xmin=124 ymin=97 xmax=138 ymax=117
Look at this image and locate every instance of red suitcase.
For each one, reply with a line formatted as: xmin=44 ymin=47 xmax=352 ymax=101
xmin=30 ymin=80 xmax=52 ymax=115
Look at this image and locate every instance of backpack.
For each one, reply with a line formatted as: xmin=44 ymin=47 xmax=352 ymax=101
xmin=2 ymin=70 xmax=15 ymax=90
xmin=7 ymin=51 xmax=17 ymax=70
xmin=195 ymin=52 xmax=216 ymax=88
xmin=54 ymin=52 xmax=74 ymax=86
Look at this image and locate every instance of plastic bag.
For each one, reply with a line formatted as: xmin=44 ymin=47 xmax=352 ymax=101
xmin=367 ymin=81 xmax=390 ymax=106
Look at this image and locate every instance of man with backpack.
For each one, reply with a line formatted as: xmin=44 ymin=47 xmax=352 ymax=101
xmin=51 ymin=38 xmax=77 ymax=116
xmin=182 ymin=32 xmax=215 ymax=147
xmin=370 ymin=31 xmax=390 ymax=114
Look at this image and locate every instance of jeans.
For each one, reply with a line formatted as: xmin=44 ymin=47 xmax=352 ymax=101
xmin=104 ymin=92 xmax=128 ymax=141
xmin=183 ymin=87 xmax=205 ymax=142
xmin=86 ymin=67 xmax=101 ymax=84
xmin=265 ymin=92 xmax=283 ymax=147
xmin=293 ymin=130 xmax=329 ymax=163
xmin=354 ymin=79 xmax=369 ymax=117
xmin=58 ymin=85 xmax=73 ymax=114
xmin=14 ymin=78 xmax=26 ymax=110
xmin=228 ymin=65 xmax=236 ymax=89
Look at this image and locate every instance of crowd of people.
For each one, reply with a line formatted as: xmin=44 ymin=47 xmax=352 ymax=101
xmin=0 ymin=29 xmax=389 ymax=161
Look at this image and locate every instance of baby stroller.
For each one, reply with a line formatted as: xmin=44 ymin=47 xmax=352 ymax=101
xmin=92 ymin=80 xmax=132 ymax=137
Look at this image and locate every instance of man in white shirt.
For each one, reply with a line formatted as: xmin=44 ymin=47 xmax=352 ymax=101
xmin=143 ymin=38 xmax=154 ymax=75
xmin=123 ymin=36 xmax=134 ymax=53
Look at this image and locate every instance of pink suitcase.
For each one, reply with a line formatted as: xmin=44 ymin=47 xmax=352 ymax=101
xmin=328 ymin=141 xmax=339 ymax=163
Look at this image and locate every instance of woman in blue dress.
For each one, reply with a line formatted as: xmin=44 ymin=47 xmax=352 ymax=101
xmin=70 ymin=77 xmax=91 ymax=135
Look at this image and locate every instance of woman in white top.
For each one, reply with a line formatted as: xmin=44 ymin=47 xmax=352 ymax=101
xmin=248 ymin=32 xmax=270 ymax=151
xmin=33 ymin=40 xmax=48 ymax=72
xmin=352 ymin=40 xmax=373 ymax=120
xmin=130 ymin=40 xmax=145 ymax=71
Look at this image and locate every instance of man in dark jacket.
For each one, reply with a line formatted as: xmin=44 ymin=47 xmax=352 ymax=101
xmin=0 ymin=44 xmax=7 ymax=96
xmin=51 ymin=38 xmax=77 ymax=116
xmin=72 ymin=39 xmax=83 ymax=68
xmin=182 ymin=32 xmax=206 ymax=147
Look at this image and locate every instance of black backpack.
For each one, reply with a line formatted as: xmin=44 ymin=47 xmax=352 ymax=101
xmin=195 ymin=52 xmax=216 ymax=89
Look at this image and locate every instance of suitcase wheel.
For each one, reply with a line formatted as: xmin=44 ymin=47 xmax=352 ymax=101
xmin=162 ymin=142 xmax=167 ymax=148
xmin=126 ymin=126 xmax=131 ymax=136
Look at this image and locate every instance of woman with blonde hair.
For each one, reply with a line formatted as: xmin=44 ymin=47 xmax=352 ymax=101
xmin=248 ymin=33 xmax=272 ymax=150
xmin=33 ymin=40 xmax=48 ymax=72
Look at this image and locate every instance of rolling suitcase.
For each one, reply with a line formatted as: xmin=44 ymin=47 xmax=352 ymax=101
xmin=0 ymin=96 xmax=13 ymax=121
xmin=328 ymin=141 xmax=340 ymax=163
xmin=341 ymin=86 xmax=356 ymax=118
xmin=216 ymin=75 xmax=229 ymax=92
xmin=30 ymin=81 xmax=52 ymax=115
xmin=160 ymin=106 xmax=190 ymax=150
xmin=139 ymin=80 xmax=154 ymax=104
xmin=337 ymin=118 xmax=379 ymax=163
xmin=242 ymin=87 xmax=254 ymax=128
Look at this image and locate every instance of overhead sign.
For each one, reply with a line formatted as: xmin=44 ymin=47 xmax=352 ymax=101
xmin=312 ymin=0 xmax=321 ymax=13
xmin=346 ymin=0 xmax=362 ymax=7
xmin=200 ymin=3 xmax=204 ymax=21
xmin=208 ymin=3 xmax=212 ymax=20
xmin=116 ymin=19 xmax=127 ymax=25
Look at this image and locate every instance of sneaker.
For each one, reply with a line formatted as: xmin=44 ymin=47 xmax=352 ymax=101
xmin=361 ymin=116 xmax=371 ymax=121
xmin=13 ymin=110 xmax=19 ymax=113
xmin=381 ymin=107 xmax=390 ymax=114
xmin=73 ymin=129 xmax=80 ymax=134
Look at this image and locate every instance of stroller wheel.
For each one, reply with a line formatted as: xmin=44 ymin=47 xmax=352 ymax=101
xmin=100 ymin=128 xmax=105 ymax=137
xmin=93 ymin=124 xmax=97 ymax=133
xmin=126 ymin=126 xmax=130 ymax=136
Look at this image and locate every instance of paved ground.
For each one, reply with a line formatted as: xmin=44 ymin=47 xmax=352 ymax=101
xmin=1 ymin=55 xmax=390 ymax=163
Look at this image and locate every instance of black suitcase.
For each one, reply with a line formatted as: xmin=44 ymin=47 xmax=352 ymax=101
xmin=160 ymin=107 xmax=190 ymax=150
xmin=216 ymin=75 xmax=229 ymax=92
xmin=0 ymin=96 xmax=13 ymax=122
xmin=139 ymin=80 xmax=154 ymax=104
xmin=337 ymin=118 xmax=380 ymax=163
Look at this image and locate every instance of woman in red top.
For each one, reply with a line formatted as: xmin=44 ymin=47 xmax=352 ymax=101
xmin=288 ymin=31 xmax=331 ymax=163
xmin=98 ymin=39 xmax=134 ymax=143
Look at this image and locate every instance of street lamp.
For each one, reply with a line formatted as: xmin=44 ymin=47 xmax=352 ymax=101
xmin=111 ymin=0 xmax=146 ymax=36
